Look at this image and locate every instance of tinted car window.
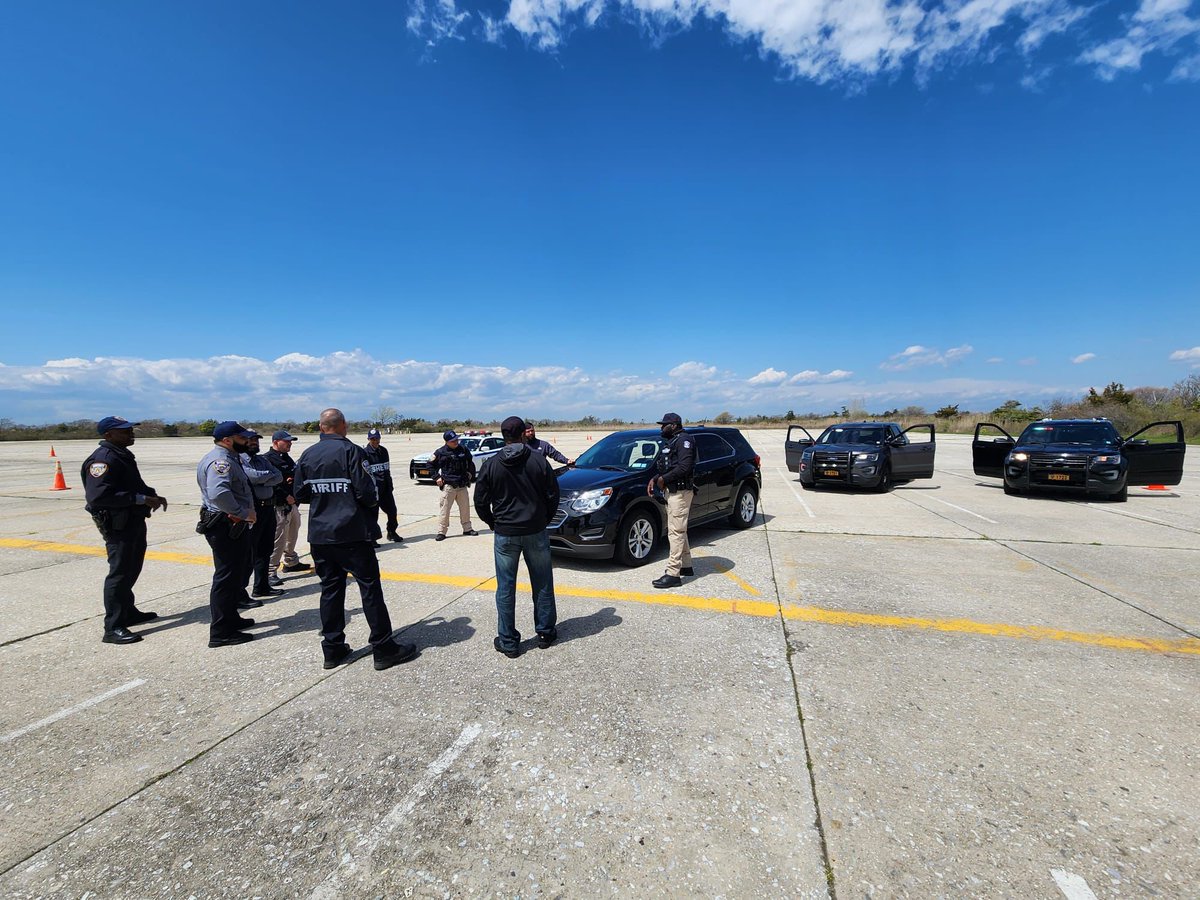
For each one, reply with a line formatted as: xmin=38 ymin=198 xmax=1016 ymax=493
xmin=695 ymin=433 xmax=734 ymax=461
xmin=575 ymin=433 xmax=663 ymax=471
xmin=818 ymin=426 xmax=887 ymax=445
xmin=1018 ymin=423 xmax=1120 ymax=445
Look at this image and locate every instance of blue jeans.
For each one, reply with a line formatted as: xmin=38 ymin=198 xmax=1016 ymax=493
xmin=493 ymin=531 xmax=556 ymax=651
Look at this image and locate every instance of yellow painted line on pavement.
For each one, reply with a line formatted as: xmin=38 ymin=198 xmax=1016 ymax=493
xmin=690 ymin=549 xmax=761 ymax=597
xmin=2 ymin=537 xmax=1197 ymax=656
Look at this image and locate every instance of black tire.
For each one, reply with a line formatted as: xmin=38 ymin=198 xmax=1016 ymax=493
xmin=874 ymin=465 xmax=893 ymax=493
xmin=1110 ymin=484 xmax=1128 ymax=503
xmin=615 ymin=508 xmax=659 ymax=567
xmin=800 ymin=479 xmax=814 ymax=491
xmin=1003 ymin=481 xmax=1020 ymax=496
xmin=728 ymin=482 xmax=758 ymax=528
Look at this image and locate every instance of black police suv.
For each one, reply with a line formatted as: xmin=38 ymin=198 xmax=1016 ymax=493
xmin=784 ymin=421 xmax=936 ymax=491
xmin=548 ymin=427 xmax=762 ymax=566
xmin=972 ymin=418 xmax=1186 ymax=502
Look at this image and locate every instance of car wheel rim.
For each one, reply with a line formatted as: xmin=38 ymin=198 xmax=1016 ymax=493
xmin=628 ymin=519 xmax=654 ymax=558
xmin=739 ymin=492 xmax=755 ymax=522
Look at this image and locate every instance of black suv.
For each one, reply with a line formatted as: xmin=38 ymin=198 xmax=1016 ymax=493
xmin=972 ymin=418 xmax=1186 ymax=501
xmin=548 ymin=427 xmax=762 ymax=566
xmin=785 ymin=422 xmax=936 ymax=491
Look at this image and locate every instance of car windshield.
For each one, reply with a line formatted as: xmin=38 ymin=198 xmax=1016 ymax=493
xmin=575 ymin=433 xmax=663 ymax=471
xmin=817 ymin=426 xmax=887 ymax=446
xmin=1018 ymin=423 xmax=1120 ymax=446
xmin=459 ymin=438 xmax=480 ymax=451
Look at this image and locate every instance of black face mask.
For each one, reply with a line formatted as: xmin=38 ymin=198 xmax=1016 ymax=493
xmin=660 ymin=425 xmax=675 ymax=441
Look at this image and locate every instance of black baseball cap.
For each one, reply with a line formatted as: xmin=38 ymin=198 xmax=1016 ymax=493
xmin=96 ymin=416 xmax=138 ymax=435
xmin=656 ymin=412 xmax=683 ymax=427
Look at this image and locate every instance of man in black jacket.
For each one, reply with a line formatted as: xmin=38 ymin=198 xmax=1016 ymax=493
xmin=264 ymin=430 xmax=310 ymax=587
xmin=648 ymin=412 xmax=696 ymax=589
xmin=81 ymin=416 xmax=168 ymax=644
xmin=364 ymin=427 xmax=402 ymax=542
xmin=431 ymin=429 xmax=478 ymax=542
xmin=293 ymin=408 xmax=415 ymax=671
xmin=474 ymin=416 xmax=560 ymax=658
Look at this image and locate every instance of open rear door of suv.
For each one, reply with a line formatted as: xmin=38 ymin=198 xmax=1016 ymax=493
xmin=1123 ymin=421 xmax=1186 ymax=486
xmin=973 ymin=423 xmax=1014 ymax=478
xmin=892 ymin=424 xmax=936 ymax=479
xmin=784 ymin=425 xmax=814 ymax=473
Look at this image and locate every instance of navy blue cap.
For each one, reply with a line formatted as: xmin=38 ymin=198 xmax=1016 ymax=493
xmin=367 ymin=428 xmax=381 ymax=439
xmin=656 ymin=412 xmax=683 ymax=427
xmin=443 ymin=430 xmax=459 ymax=441
xmin=272 ymin=430 xmax=297 ymax=442
xmin=212 ymin=421 xmax=252 ymax=441
xmin=97 ymin=416 xmax=139 ymax=435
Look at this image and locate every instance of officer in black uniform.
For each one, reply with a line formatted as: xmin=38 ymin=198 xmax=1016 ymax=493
xmin=431 ymin=430 xmax=478 ymax=541
xmin=293 ymin=408 xmax=416 ymax=671
xmin=648 ymin=412 xmax=696 ymax=589
xmin=364 ymin=427 xmax=402 ymax=542
xmin=81 ymin=416 xmax=168 ymax=644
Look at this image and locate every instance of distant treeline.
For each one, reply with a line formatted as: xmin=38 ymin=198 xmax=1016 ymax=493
xmin=3 ymin=375 xmax=1199 ymax=441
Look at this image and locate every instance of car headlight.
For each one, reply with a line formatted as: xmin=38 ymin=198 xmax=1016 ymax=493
xmin=854 ymin=452 xmax=879 ymax=462
xmin=1092 ymin=454 xmax=1120 ymax=464
xmin=1010 ymin=452 xmax=1029 ymax=462
xmin=570 ymin=487 xmax=613 ymax=513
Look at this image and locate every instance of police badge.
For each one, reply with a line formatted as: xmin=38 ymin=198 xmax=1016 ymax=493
xmin=213 ymin=461 xmax=231 ymax=476
xmin=89 ymin=462 xmax=109 ymax=478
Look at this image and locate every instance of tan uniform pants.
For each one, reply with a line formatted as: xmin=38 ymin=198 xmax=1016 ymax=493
xmin=270 ymin=505 xmax=301 ymax=573
xmin=438 ymin=485 xmax=473 ymax=535
xmin=664 ymin=487 xmax=694 ymax=576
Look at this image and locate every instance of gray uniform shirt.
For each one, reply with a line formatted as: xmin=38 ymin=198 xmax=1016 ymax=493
xmin=240 ymin=452 xmax=283 ymax=501
xmin=197 ymin=446 xmax=253 ymax=517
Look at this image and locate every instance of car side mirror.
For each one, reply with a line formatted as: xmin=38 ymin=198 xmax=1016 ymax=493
xmin=993 ymin=437 xmax=1014 ymax=444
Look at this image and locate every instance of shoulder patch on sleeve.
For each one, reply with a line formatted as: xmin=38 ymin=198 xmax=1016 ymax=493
xmin=683 ymin=440 xmax=691 ymax=449
xmin=212 ymin=460 xmax=231 ymax=476
xmin=88 ymin=462 xmax=109 ymax=478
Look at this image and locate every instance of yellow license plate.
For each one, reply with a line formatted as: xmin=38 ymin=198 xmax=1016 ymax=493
xmin=1047 ymin=473 xmax=1072 ymax=482
xmin=418 ymin=469 xmax=429 ymax=476
xmin=822 ymin=470 xmax=839 ymax=477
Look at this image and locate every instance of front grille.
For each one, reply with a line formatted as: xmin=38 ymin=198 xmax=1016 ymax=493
xmin=1029 ymin=453 xmax=1087 ymax=484
xmin=812 ymin=450 xmax=850 ymax=479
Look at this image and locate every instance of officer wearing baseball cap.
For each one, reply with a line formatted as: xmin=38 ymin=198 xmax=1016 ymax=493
xmin=430 ymin=429 xmax=478 ymax=541
xmin=196 ymin=421 xmax=259 ymax=647
xmin=81 ymin=417 xmax=168 ymax=644
xmin=264 ymin=429 xmax=310 ymax=586
xmin=363 ymin=427 xmax=402 ymax=542
xmin=648 ymin=412 xmax=695 ymax=588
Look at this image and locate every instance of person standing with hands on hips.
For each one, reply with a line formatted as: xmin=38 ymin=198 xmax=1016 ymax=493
xmin=196 ymin=421 xmax=259 ymax=647
xmin=431 ymin=430 xmax=478 ymax=542
xmin=81 ymin=416 xmax=168 ymax=645
xmin=648 ymin=412 xmax=695 ymax=589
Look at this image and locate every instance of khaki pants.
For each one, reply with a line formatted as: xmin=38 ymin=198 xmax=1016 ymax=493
xmin=270 ymin=505 xmax=301 ymax=573
xmin=438 ymin=485 xmax=473 ymax=535
xmin=664 ymin=487 xmax=693 ymax=576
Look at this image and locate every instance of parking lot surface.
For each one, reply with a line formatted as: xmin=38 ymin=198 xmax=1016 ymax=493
xmin=1 ymin=430 xmax=1196 ymax=898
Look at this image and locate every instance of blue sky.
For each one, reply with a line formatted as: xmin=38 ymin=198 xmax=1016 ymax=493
xmin=1 ymin=0 xmax=1198 ymax=424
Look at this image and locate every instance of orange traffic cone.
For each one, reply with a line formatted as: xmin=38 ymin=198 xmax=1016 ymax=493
xmin=49 ymin=445 xmax=57 ymax=458
xmin=1146 ymin=485 xmax=1168 ymax=491
xmin=50 ymin=460 xmax=71 ymax=491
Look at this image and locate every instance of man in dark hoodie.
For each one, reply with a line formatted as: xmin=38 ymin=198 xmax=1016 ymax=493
xmin=473 ymin=416 xmax=560 ymax=658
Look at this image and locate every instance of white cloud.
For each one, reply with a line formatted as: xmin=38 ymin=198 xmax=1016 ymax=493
xmin=1170 ymin=346 xmax=1200 ymax=368
xmin=788 ymin=369 xmax=854 ymax=383
xmin=1071 ymin=352 xmax=1097 ymax=363
xmin=986 ymin=357 xmax=1004 ymax=364
xmin=880 ymin=343 xmax=973 ymax=371
xmin=748 ymin=367 xmax=789 ymax=385
xmin=668 ymin=361 xmax=717 ymax=380
xmin=1078 ymin=0 xmax=1200 ymax=80
xmin=406 ymin=0 xmax=1200 ymax=86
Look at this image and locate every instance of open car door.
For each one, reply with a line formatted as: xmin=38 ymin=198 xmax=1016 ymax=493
xmin=784 ymin=425 xmax=814 ymax=473
xmin=973 ymin=423 xmax=1014 ymax=478
xmin=1122 ymin=421 xmax=1186 ymax=486
xmin=889 ymin=424 xmax=936 ymax=480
